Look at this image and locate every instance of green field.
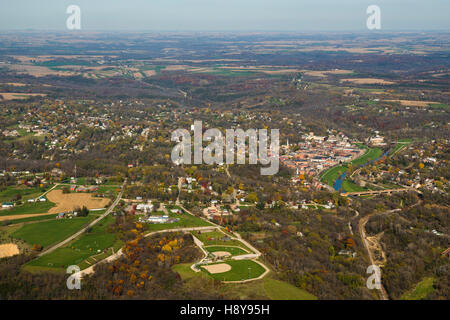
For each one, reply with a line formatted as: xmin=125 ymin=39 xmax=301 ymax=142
xmin=205 ymin=246 xmax=248 ymax=256
xmin=172 ymin=263 xmax=316 ymax=300
xmin=0 ymin=200 xmax=55 ymax=216
xmin=202 ymin=260 xmax=266 ymax=282
xmin=401 ymin=277 xmax=435 ymax=300
xmin=27 ymin=215 xmax=120 ymax=270
xmin=320 ymin=165 xmax=346 ymax=186
xmin=320 ymin=146 xmax=383 ymax=191
xmin=0 ymin=185 xmax=47 ymax=203
xmin=192 ymin=230 xmax=245 ymax=248
xmin=6 ymin=213 xmax=56 ymax=225
xmin=390 ymin=140 xmax=412 ymax=157
xmin=263 ymin=277 xmax=317 ymax=300
xmin=12 ymin=216 xmax=95 ymax=248
xmin=144 ymin=211 xmax=212 ymax=232
xmin=350 ymin=147 xmax=382 ymax=166
xmin=342 ymin=180 xmax=366 ymax=192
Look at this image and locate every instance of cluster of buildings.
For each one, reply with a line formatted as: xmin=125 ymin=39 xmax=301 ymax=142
xmin=202 ymin=204 xmax=233 ymax=221
xmin=280 ymin=131 xmax=364 ymax=178
xmin=69 ymin=185 xmax=99 ymax=192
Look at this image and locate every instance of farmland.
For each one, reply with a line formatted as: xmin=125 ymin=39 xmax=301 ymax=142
xmin=27 ymin=214 xmax=121 ymax=271
xmin=11 ymin=215 xmax=96 ymax=248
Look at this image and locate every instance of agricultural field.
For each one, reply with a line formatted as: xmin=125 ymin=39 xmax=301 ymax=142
xmin=11 ymin=215 xmax=96 ymax=248
xmin=0 ymin=185 xmax=47 ymax=203
xmin=0 ymin=200 xmax=55 ymax=217
xmin=45 ymin=190 xmax=110 ymax=213
xmin=27 ymin=214 xmax=122 ymax=271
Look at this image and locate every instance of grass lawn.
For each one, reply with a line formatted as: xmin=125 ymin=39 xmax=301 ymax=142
xmin=7 ymin=213 xmax=56 ymax=225
xmin=12 ymin=216 xmax=95 ymax=248
xmin=350 ymin=147 xmax=382 ymax=166
xmin=171 ymin=263 xmax=316 ymax=300
xmin=263 ymin=277 xmax=317 ymax=300
xmin=202 ymin=260 xmax=266 ymax=282
xmin=205 ymin=246 xmax=248 ymax=256
xmin=401 ymin=277 xmax=435 ymax=300
xmin=342 ymin=180 xmax=366 ymax=192
xmin=0 ymin=200 xmax=55 ymax=216
xmin=0 ymin=185 xmax=48 ymax=203
xmin=145 ymin=211 xmax=212 ymax=232
xmin=320 ymin=165 xmax=346 ymax=186
xmin=192 ymin=230 xmax=243 ymax=247
xmin=390 ymin=140 xmax=412 ymax=157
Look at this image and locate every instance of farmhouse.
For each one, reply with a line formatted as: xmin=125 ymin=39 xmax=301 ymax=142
xmin=2 ymin=202 xmax=14 ymax=208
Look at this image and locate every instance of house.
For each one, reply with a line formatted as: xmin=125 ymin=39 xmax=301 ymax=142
xmin=39 ymin=197 xmax=47 ymax=202
xmin=2 ymin=202 xmax=14 ymax=208
xmin=27 ymin=199 xmax=35 ymax=203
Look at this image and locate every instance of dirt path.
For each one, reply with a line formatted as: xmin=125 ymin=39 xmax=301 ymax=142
xmin=0 ymin=212 xmax=53 ymax=222
xmin=358 ymin=210 xmax=392 ymax=300
xmin=0 ymin=243 xmax=19 ymax=258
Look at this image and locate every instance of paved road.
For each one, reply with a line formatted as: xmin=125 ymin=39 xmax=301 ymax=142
xmin=37 ymin=187 xmax=124 ymax=257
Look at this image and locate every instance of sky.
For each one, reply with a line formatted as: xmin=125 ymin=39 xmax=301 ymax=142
xmin=0 ymin=0 xmax=449 ymax=31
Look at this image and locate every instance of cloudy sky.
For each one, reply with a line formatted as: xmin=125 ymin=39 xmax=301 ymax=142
xmin=0 ymin=0 xmax=449 ymax=31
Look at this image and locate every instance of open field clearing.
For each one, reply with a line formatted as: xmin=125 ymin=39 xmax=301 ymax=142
xmin=27 ymin=214 xmax=120 ymax=270
xmin=385 ymin=100 xmax=440 ymax=107
xmin=351 ymin=147 xmax=383 ymax=166
xmin=7 ymin=64 xmax=75 ymax=77
xmin=0 ymin=93 xmax=47 ymax=100
xmin=145 ymin=211 xmax=212 ymax=232
xmin=12 ymin=216 xmax=96 ymax=248
xmin=340 ymin=78 xmax=395 ymax=85
xmin=45 ymin=190 xmax=110 ymax=214
xmin=172 ymin=263 xmax=317 ymax=299
xmin=0 ymin=82 xmax=28 ymax=86
xmin=263 ymin=278 xmax=317 ymax=300
xmin=401 ymin=277 xmax=435 ymax=300
xmin=192 ymin=230 xmax=248 ymax=249
xmin=0 ymin=201 xmax=55 ymax=217
xmin=0 ymin=213 xmax=55 ymax=223
xmin=0 ymin=185 xmax=46 ymax=203
xmin=302 ymin=69 xmax=353 ymax=77
xmin=0 ymin=243 xmax=19 ymax=258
